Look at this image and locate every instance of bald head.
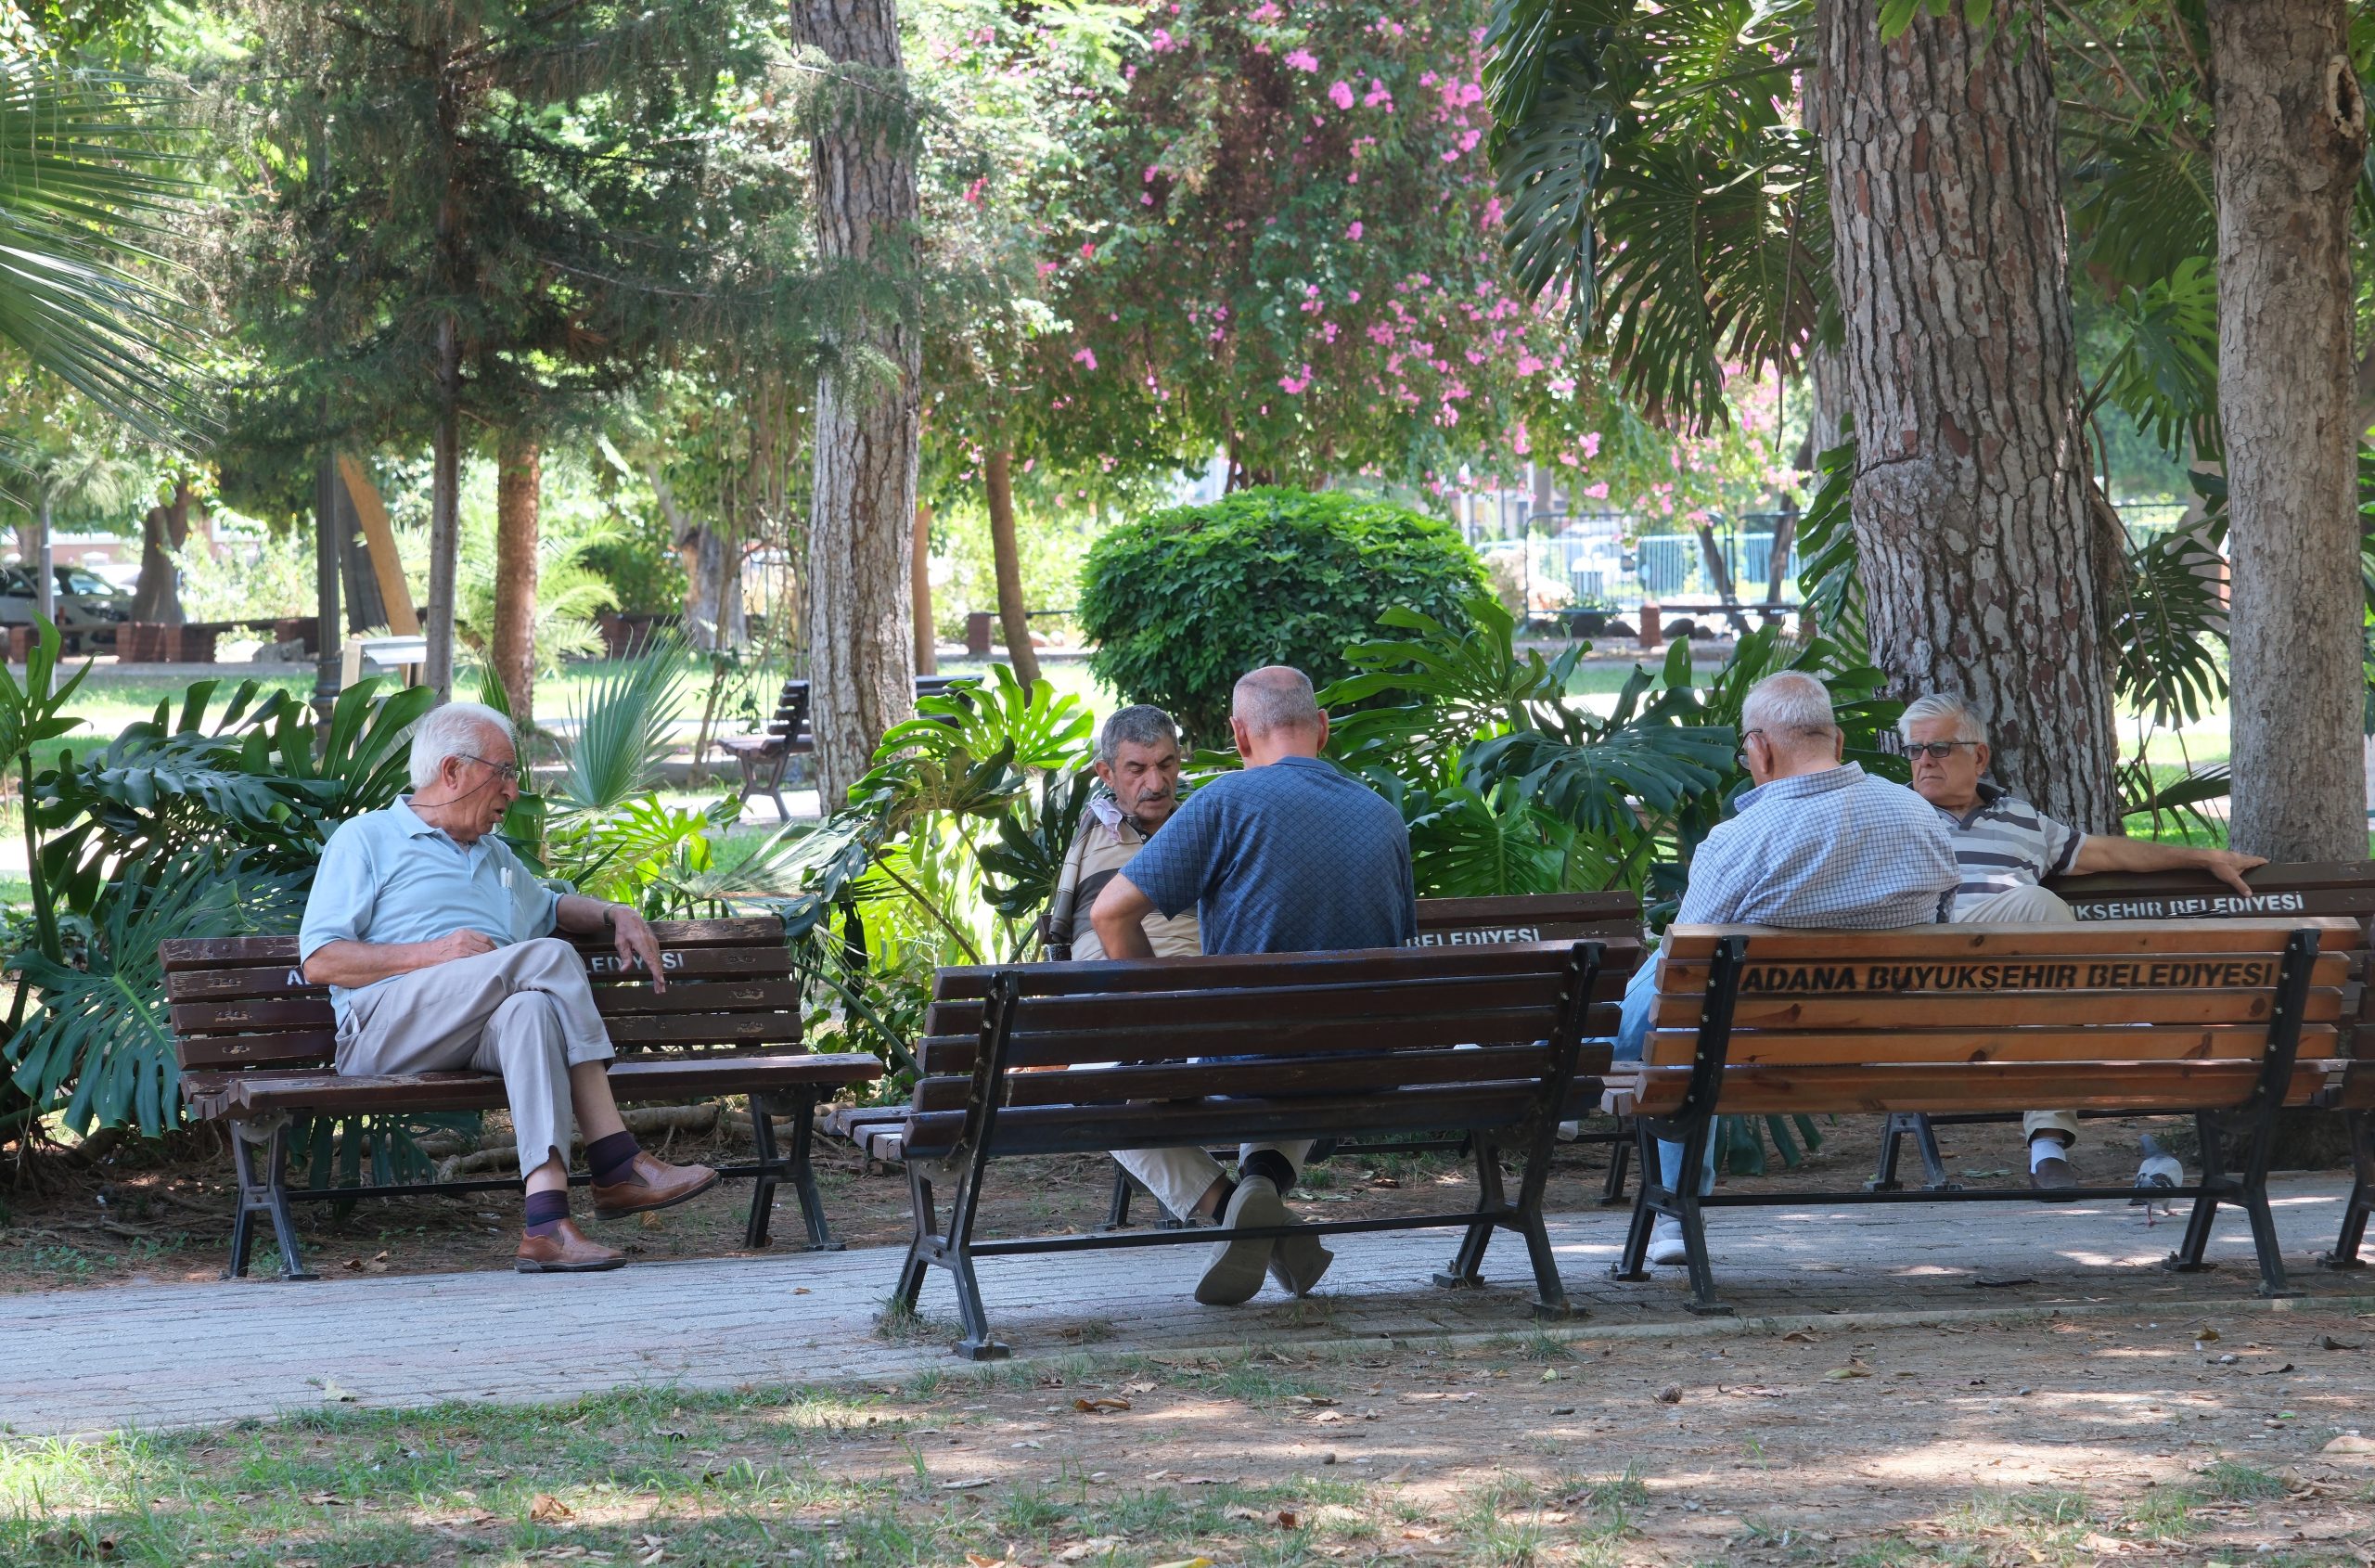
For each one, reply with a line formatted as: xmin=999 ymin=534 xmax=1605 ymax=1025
xmin=1738 ymin=671 xmax=1843 ymax=784
xmin=1229 ymin=665 xmax=1329 ymax=765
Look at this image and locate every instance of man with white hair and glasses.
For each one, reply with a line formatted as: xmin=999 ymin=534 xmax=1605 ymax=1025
xmin=1615 ymin=672 xmax=1960 ymax=1264
xmin=299 ymin=700 xmax=719 ymax=1273
xmin=1901 ymin=691 xmax=2264 ymax=1188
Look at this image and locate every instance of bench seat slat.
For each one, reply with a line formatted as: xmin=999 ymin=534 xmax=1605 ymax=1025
xmin=1612 ymin=1059 xmax=2341 ymax=1118
xmin=912 ymin=1005 xmax=1623 ymax=1076
xmin=1656 ymin=988 xmax=2343 ymax=1030
xmin=1643 ymin=1022 xmax=2341 ymax=1067
xmin=904 ymin=1078 xmax=1594 ymax=1163
xmin=208 ymin=1052 xmax=882 ymax=1116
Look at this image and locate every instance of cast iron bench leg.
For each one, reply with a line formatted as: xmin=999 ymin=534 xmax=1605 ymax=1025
xmin=1611 ymin=1122 xmax=1660 ymax=1282
xmin=228 ymin=1117 xmax=317 ymax=1282
xmin=2163 ymin=1110 xmax=2226 ymax=1276
xmin=1103 ymin=1162 xmax=1136 ymax=1231
xmin=784 ymin=1090 xmax=840 ymax=1251
xmin=2319 ymin=1108 xmax=2371 ymax=1270
xmin=894 ymin=1164 xmax=936 ymax=1316
xmin=1867 ymin=1112 xmax=1956 ymax=1193
xmin=1598 ymin=1121 xmax=1632 ymax=1205
xmin=1431 ymin=1134 xmax=1506 ymax=1291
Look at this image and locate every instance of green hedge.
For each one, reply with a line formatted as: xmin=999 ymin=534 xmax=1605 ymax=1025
xmin=1078 ymin=487 xmax=1488 ymax=745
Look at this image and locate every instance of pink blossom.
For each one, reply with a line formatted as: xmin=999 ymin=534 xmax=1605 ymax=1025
xmin=1149 ymin=27 xmax=1175 ymax=50
xmin=1035 ymin=261 xmax=1058 ymax=279
xmin=1515 ymin=353 xmax=1543 ymax=376
xmin=1364 ymin=79 xmax=1393 ymax=109
xmin=1582 ymin=431 xmax=1602 ymax=458
xmin=1329 ymin=80 xmax=1355 ymax=109
xmin=1279 ymin=365 xmax=1313 ymax=394
xmin=1284 ymin=48 xmax=1318 ymax=71
xmin=1346 ymin=221 xmax=1364 ymax=240
xmin=1072 ymin=347 xmax=1098 ymax=369
xmin=963 ymin=177 xmax=985 ymax=206
xmin=1250 ymin=0 xmax=1281 ymax=19
xmin=1079 ymin=242 xmax=1096 ymax=259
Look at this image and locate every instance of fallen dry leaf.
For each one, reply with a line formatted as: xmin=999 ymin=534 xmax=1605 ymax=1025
xmin=529 ymin=1494 xmax=573 ymax=1523
xmin=1148 ymin=1558 xmax=1211 ymax=1568
xmin=939 ymin=1477 xmax=993 ymax=1490
xmin=2321 ymin=1433 xmax=2375 ymax=1455
xmin=1654 ymin=1383 xmax=1683 ymax=1405
xmin=1073 ymin=1395 xmax=1131 ymax=1413
xmin=1781 ymin=1330 xmax=1817 ymax=1343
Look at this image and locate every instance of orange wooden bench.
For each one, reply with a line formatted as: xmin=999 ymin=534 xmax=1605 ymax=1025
xmin=1605 ymin=917 xmax=2357 ymax=1313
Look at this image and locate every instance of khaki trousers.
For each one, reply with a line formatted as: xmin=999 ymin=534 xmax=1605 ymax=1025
xmin=1114 ymin=1141 xmax=1316 ymax=1223
xmin=335 ymin=938 xmax=616 ymax=1175
xmin=1952 ymin=883 xmax=2082 ymax=1146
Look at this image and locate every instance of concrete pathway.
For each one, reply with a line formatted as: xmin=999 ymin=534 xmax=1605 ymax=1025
xmin=17 ymin=1175 xmax=2369 ymax=1440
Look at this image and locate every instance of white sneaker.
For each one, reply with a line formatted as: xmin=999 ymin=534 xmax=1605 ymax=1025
xmin=1645 ymin=1217 xmax=1688 ymax=1266
xmin=1196 ymin=1176 xmax=1284 ymax=1305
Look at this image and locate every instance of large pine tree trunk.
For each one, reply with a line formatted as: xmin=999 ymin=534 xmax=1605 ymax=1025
xmin=130 ymin=476 xmax=191 ymax=623
xmin=984 ymin=448 xmax=1041 ymax=687
xmin=493 ymin=431 xmax=541 ymax=729
xmin=2209 ymin=0 xmax=2368 ymax=860
xmin=792 ymin=0 xmax=920 ymax=808
xmin=1817 ymin=1 xmax=2119 ymax=829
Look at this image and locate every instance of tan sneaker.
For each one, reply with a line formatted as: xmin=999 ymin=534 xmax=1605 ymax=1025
xmin=515 ymin=1219 xmax=625 ymax=1273
xmin=1196 ymin=1176 xmax=1284 ymax=1305
xmin=590 ymin=1153 xmax=720 ymax=1220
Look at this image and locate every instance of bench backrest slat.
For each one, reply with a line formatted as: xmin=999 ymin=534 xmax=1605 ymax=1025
xmin=1629 ymin=918 xmax=2357 ymax=1118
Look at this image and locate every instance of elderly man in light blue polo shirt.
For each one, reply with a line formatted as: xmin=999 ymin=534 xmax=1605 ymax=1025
xmin=300 ymin=700 xmax=717 ymax=1273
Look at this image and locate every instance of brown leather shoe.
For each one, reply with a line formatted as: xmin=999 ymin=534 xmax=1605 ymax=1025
xmin=2030 ymin=1155 xmax=2078 ymax=1192
xmin=591 ymin=1152 xmax=720 ymax=1220
xmin=515 ymin=1219 xmax=625 ymax=1273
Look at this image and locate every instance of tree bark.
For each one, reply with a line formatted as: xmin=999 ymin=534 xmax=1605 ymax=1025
xmin=984 ymin=448 xmax=1041 ymax=687
xmin=911 ymin=502 xmax=936 ymax=675
xmin=493 ymin=430 xmax=541 ymax=729
xmin=1817 ymin=0 xmax=2119 ymax=830
xmin=792 ymin=0 xmax=921 ymax=808
xmin=130 ymin=476 xmax=191 ymax=623
xmin=425 ymin=315 xmax=461 ymax=700
xmin=2208 ymin=0 xmax=2368 ymax=860
xmin=314 ymin=451 xmax=343 ymax=724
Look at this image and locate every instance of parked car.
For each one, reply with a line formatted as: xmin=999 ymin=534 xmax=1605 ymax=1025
xmin=0 ymin=564 xmax=134 ymax=652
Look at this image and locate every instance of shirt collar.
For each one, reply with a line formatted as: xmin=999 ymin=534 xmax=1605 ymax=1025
xmin=1938 ymin=779 xmax=2007 ymax=829
xmin=392 ymin=795 xmax=488 ymax=853
xmin=1735 ymin=761 xmax=1865 ymax=813
xmin=1265 ymin=754 xmax=1333 ymax=774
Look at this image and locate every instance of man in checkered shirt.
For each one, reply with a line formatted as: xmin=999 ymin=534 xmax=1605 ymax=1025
xmin=1614 ymin=671 xmax=1960 ymax=1265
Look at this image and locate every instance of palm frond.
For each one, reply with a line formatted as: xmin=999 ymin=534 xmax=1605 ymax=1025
xmin=553 ymin=635 xmax=691 ymax=814
xmin=0 ymin=63 xmax=205 ymax=445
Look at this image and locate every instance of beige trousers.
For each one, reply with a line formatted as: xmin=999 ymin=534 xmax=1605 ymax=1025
xmin=1951 ymin=883 xmax=2082 ymax=1146
xmin=335 ymin=938 xmax=616 ymax=1175
xmin=1114 ymin=1140 xmax=1317 ymax=1222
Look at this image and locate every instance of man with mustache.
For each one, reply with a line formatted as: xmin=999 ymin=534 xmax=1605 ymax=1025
xmin=1044 ymin=704 xmax=1200 ymax=962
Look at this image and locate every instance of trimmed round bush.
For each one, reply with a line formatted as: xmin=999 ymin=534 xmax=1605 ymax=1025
xmin=1078 ymin=487 xmax=1488 ymax=745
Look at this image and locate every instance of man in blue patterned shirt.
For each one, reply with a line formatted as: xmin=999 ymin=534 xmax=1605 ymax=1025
xmin=1616 ymin=671 xmax=1960 ymax=1264
xmin=1092 ymin=665 xmax=1417 ymax=1307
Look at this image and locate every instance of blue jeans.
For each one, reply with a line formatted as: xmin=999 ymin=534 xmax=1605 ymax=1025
xmin=1614 ymin=959 xmax=1714 ymax=1200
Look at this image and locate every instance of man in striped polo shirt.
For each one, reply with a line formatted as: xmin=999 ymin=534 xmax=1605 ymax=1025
xmin=1903 ymin=693 xmax=2265 ymax=1189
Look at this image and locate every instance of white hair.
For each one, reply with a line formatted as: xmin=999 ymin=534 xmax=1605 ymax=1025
xmin=408 ymin=700 xmax=515 ymax=789
xmin=1898 ymin=692 xmax=1985 ymax=744
xmin=1231 ymin=665 xmax=1323 ymax=737
xmin=1739 ymin=671 xmax=1838 ymax=749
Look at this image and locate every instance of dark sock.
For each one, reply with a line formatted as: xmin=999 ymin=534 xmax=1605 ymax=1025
xmin=1241 ymin=1150 xmax=1296 ymax=1194
xmin=523 ymin=1189 xmax=571 ymax=1237
xmin=586 ymin=1130 xmax=642 ymax=1185
xmin=1205 ymin=1177 xmax=1238 ymax=1222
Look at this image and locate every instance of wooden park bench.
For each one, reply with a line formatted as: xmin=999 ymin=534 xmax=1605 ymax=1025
xmin=722 ymin=675 xmax=967 ymax=820
xmin=1867 ymin=859 xmax=2375 ymax=1271
xmin=1607 ymin=917 xmax=2358 ymax=1315
xmin=162 ymin=916 xmax=883 ymax=1280
xmin=895 ymin=940 xmax=1636 ymax=1357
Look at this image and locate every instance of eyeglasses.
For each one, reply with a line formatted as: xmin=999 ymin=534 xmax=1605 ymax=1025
xmin=461 ymin=753 xmax=521 ymax=784
xmin=1905 ymin=741 xmax=1976 ymax=761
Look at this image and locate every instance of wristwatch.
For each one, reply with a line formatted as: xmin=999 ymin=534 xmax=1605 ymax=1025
xmin=602 ymin=905 xmax=623 ymax=930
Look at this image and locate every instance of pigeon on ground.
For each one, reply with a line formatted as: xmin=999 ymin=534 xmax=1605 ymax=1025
xmin=2131 ymin=1134 xmax=2183 ymax=1225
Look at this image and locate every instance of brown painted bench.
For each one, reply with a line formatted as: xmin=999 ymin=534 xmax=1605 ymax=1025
xmin=1082 ymin=890 xmax=1652 ymax=1229
xmin=1866 ymin=859 xmax=2375 ymax=1270
xmin=163 ymin=916 xmax=882 ymax=1279
xmin=1607 ymin=917 xmax=2358 ymax=1314
xmin=721 ymin=675 xmax=967 ymax=820
xmin=897 ymin=940 xmax=1631 ymax=1357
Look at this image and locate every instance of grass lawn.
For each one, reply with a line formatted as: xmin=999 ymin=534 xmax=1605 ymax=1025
xmin=9 ymin=1317 xmax=2372 ymax=1567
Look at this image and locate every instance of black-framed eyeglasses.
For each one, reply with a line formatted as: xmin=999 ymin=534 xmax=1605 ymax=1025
xmin=1905 ymin=741 xmax=1977 ymax=761
xmin=461 ymin=753 xmax=521 ymax=784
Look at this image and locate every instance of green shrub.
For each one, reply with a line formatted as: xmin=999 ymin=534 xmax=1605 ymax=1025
xmin=1078 ymin=487 xmax=1488 ymax=744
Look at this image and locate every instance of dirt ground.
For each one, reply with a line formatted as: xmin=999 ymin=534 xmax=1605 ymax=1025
xmin=0 ymin=1108 xmax=2263 ymax=1292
